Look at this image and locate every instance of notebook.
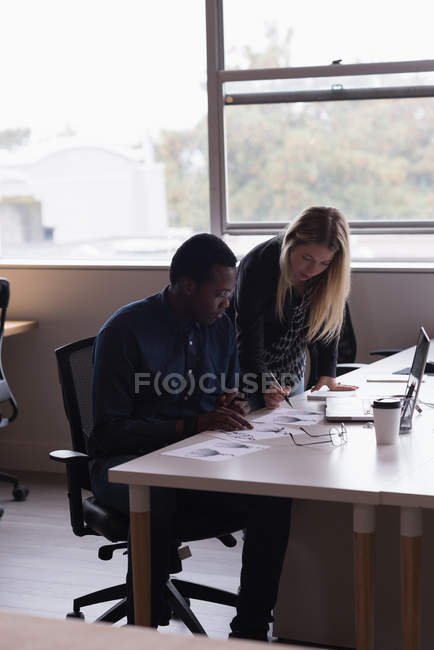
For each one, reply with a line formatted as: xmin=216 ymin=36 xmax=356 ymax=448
xmin=366 ymin=374 xmax=410 ymax=383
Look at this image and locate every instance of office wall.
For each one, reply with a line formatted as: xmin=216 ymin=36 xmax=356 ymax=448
xmin=0 ymin=266 xmax=168 ymax=473
xmin=0 ymin=266 xmax=433 ymax=473
xmin=349 ymin=269 xmax=434 ymax=360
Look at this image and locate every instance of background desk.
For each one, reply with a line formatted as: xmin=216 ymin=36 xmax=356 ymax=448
xmin=0 ymin=611 xmax=268 ymax=650
xmin=4 ymin=320 xmax=38 ymax=337
xmin=110 ymin=344 xmax=434 ymax=650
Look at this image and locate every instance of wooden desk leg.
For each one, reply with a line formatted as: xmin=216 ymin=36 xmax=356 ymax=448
xmin=401 ymin=507 xmax=422 ymax=650
xmin=129 ymin=485 xmax=151 ymax=627
xmin=353 ymin=504 xmax=375 ymax=650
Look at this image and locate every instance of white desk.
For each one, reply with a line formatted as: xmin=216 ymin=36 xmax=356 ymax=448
xmin=110 ymin=343 xmax=434 ymax=650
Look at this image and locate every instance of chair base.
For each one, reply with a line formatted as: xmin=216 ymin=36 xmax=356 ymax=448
xmin=172 ymin=578 xmax=238 ymax=608
xmin=0 ymin=471 xmax=29 ymax=502
xmin=68 ymin=583 xmax=127 ymax=621
xmin=66 ymin=578 xmax=238 ymax=634
xmin=167 ymin=578 xmax=238 ymax=635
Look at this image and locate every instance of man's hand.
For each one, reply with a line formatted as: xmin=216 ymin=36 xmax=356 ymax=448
xmin=264 ymin=383 xmax=291 ymax=410
xmin=218 ymin=390 xmax=250 ymax=416
xmin=311 ymin=376 xmax=358 ymax=392
xmin=197 ymin=405 xmax=253 ymax=432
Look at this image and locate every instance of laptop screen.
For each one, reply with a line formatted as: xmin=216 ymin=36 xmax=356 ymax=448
xmin=401 ymin=326 xmax=430 ymax=428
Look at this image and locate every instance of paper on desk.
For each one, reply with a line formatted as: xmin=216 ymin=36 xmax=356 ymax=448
xmin=162 ymin=438 xmax=269 ymax=462
xmin=213 ymin=423 xmax=293 ymax=441
xmin=251 ymin=408 xmax=323 ymax=428
xmin=307 ymin=389 xmax=359 ymax=401
xmin=213 ymin=409 xmax=323 ymax=441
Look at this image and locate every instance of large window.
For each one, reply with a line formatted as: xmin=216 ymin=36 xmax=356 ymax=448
xmin=223 ymin=0 xmax=434 ymax=68
xmin=0 ymin=0 xmax=209 ymax=262
xmin=207 ymin=0 xmax=434 ymax=260
xmin=0 ymin=1 xmax=433 ymax=263
xmin=225 ymin=96 xmax=434 ymax=225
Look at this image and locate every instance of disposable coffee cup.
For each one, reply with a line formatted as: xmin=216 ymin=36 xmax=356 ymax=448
xmin=373 ymin=397 xmax=401 ymax=445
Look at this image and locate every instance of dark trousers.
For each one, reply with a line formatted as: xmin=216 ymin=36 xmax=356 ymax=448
xmin=91 ymin=455 xmax=292 ymax=632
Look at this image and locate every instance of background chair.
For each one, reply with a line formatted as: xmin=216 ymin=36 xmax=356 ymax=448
xmin=0 ymin=278 xmax=29 ymax=519
xmin=307 ymin=303 xmax=424 ymax=386
xmin=307 ymin=302 xmax=365 ymax=386
xmin=51 ymin=336 xmax=241 ymax=633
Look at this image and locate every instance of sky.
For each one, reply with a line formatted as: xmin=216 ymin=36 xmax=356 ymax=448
xmin=1 ymin=0 xmax=433 ymax=146
xmin=1 ymin=0 xmax=208 ymax=143
xmin=224 ymin=0 xmax=434 ymax=68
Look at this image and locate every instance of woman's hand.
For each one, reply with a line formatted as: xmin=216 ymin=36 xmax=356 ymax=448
xmin=264 ymin=383 xmax=291 ymax=409
xmin=311 ymin=376 xmax=358 ymax=392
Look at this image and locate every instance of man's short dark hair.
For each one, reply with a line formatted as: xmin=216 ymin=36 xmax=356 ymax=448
xmin=170 ymin=233 xmax=237 ymax=284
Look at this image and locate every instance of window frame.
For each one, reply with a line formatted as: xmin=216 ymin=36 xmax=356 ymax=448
xmin=206 ymin=0 xmax=434 ymax=237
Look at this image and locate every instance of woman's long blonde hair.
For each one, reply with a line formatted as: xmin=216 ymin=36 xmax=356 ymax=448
xmin=276 ymin=206 xmax=350 ymax=343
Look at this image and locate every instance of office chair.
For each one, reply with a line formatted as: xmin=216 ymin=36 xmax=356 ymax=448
xmin=306 ymin=302 xmax=365 ymax=386
xmin=334 ymin=305 xmax=408 ymax=371
xmin=307 ymin=303 xmax=408 ymax=386
xmin=51 ymin=336 xmax=241 ymax=633
xmin=0 ymin=278 xmax=29 ymax=519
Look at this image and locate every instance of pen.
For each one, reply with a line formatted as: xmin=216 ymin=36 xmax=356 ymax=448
xmin=269 ymin=373 xmax=293 ymax=408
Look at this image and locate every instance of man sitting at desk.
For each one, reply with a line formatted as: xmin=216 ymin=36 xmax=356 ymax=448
xmin=88 ymin=234 xmax=292 ymax=641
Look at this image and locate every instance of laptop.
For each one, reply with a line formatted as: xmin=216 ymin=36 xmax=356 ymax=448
xmin=326 ymin=326 xmax=430 ymax=422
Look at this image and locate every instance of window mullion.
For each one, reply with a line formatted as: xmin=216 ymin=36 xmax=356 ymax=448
xmin=225 ymin=85 xmax=434 ymax=106
xmin=220 ymin=59 xmax=434 ymax=83
xmin=206 ymin=0 xmax=227 ymax=237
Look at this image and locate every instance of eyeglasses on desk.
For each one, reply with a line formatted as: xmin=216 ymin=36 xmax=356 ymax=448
xmin=290 ymin=423 xmax=348 ymax=447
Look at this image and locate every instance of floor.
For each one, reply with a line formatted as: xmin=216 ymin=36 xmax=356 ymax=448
xmin=0 ymin=471 xmax=334 ymax=648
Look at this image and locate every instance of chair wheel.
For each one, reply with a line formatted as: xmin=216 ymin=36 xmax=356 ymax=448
xmin=0 ymin=506 xmax=4 ymax=518
xmin=12 ymin=486 xmax=29 ymax=501
xmin=66 ymin=612 xmax=85 ymax=620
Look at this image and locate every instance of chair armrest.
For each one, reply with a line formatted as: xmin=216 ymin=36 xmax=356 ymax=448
xmin=49 ymin=449 xmax=89 ymax=463
xmin=369 ymin=348 xmax=402 ymax=357
xmin=49 ymin=448 xmax=93 ymax=537
xmin=216 ymin=534 xmax=237 ymax=548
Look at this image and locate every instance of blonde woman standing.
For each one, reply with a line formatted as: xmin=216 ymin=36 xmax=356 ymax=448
xmin=235 ymin=206 xmax=357 ymax=410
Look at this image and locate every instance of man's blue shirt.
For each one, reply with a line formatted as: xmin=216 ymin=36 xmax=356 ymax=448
xmin=89 ymin=287 xmax=239 ymax=457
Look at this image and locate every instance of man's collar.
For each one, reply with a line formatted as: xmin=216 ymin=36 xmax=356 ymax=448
xmin=159 ymin=286 xmax=199 ymax=334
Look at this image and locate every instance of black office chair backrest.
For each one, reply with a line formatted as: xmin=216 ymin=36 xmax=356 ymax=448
xmin=55 ymin=337 xmax=95 ymax=455
xmin=337 ymin=302 xmax=357 ymax=364
xmin=307 ymin=302 xmax=357 ymax=388
xmin=55 ymin=336 xmax=130 ymax=539
xmin=0 ymin=278 xmax=18 ymax=423
xmin=0 ymin=278 xmax=10 ymax=334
